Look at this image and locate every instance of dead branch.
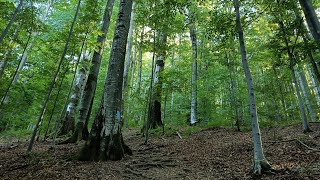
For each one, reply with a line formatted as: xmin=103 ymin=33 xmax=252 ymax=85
xmin=176 ymin=131 xmax=182 ymax=139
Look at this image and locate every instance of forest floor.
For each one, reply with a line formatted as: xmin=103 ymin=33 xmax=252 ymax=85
xmin=1 ymin=124 xmax=320 ymax=179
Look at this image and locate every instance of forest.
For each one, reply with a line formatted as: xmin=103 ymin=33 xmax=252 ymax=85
xmin=1 ymin=0 xmax=320 ymax=179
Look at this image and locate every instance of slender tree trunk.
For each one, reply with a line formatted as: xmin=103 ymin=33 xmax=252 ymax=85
xmin=189 ymin=22 xmax=197 ymax=125
xmin=122 ymin=1 xmax=135 ymax=128
xmin=0 ymin=0 xmax=23 ymax=44
xmin=79 ymin=0 xmax=133 ymax=161
xmin=273 ymin=66 xmax=288 ymax=121
xmin=279 ymin=21 xmax=312 ymax=132
xmin=307 ymin=65 xmax=320 ymax=105
xmin=59 ymin=36 xmax=89 ymax=136
xmin=1 ymin=33 xmax=32 ymax=106
xmin=43 ymin=71 xmax=66 ymax=141
xmin=27 ymin=0 xmax=81 ymax=153
xmin=136 ymin=27 xmax=144 ymax=93
xmin=297 ymin=66 xmax=317 ymax=121
xmin=226 ymin=52 xmax=240 ymax=131
xmin=234 ymin=0 xmax=272 ymax=174
xmin=73 ymin=0 xmax=115 ymax=142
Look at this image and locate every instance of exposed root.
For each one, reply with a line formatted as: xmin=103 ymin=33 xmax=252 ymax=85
xmin=252 ymin=160 xmax=274 ymax=175
xmin=79 ymin=133 xmax=132 ymax=161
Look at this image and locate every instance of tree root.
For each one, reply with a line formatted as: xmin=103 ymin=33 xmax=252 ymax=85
xmin=79 ymin=133 xmax=132 ymax=161
xmin=251 ymin=160 xmax=274 ymax=175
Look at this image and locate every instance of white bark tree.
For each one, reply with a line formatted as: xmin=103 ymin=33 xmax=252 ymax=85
xmin=233 ymin=0 xmax=272 ymax=174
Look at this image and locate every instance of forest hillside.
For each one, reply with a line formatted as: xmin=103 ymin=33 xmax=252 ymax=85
xmin=1 ymin=0 xmax=320 ymax=179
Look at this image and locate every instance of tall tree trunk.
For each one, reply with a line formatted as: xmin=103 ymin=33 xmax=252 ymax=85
xmin=189 ymin=23 xmax=198 ymax=125
xmin=73 ymin=0 xmax=115 ymax=142
xmin=27 ymin=0 xmax=81 ymax=153
xmin=307 ymin=65 xmax=320 ymax=105
xmin=79 ymin=0 xmax=133 ymax=161
xmin=298 ymin=0 xmax=320 ymax=50
xmin=43 ymin=69 xmax=67 ymax=141
xmin=136 ymin=27 xmax=144 ymax=93
xmin=0 ymin=0 xmax=23 ymax=44
xmin=148 ymin=33 xmax=167 ymax=129
xmin=122 ymin=1 xmax=135 ymax=128
xmin=1 ymin=33 xmax=32 ymax=106
xmin=233 ymin=0 xmax=272 ymax=174
xmin=297 ymin=66 xmax=317 ymax=121
xmin=226 ymin=52 xmax=240 ymax=131
xmin=279 ymin=21 xmax=312 ymax=132
xmin=59 ymin=35 xmax=89 ymax=136
xmin=59 ymin=52 xmax=89 ymax=136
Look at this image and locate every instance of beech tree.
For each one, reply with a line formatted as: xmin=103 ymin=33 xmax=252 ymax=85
xmin=79 ymin=0 xmax=133 ymax=161
xmin=233 ymin=0 xmax=272 ymax=174
xmin=71 ymin=0 xmax=115 ymax=142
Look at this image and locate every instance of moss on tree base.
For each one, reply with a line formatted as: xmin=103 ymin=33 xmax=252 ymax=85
xmin=78 ymin=133 xmax=132 ymax=161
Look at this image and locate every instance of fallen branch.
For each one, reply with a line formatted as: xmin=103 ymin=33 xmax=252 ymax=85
xmin=265 ymin=138 xmax=320 ymax=152
xmin=293 ymin=138 xmax=320 ymax=151
xmin=176 ymin=131 xmax=182 ymax=139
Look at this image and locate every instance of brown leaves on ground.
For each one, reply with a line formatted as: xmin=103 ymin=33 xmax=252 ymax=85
xmin=1 ymin=124 xmax=320 ymax=179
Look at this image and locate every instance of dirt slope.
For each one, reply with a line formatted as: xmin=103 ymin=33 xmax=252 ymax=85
xmin=1 ymin=124 xmax=320 ymax=179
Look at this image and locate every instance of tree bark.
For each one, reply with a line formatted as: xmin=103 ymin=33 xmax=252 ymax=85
xmin=298 ymin=0 xmax=320 ymax=50
xmin=73 ymin=0 xmax=115 ymax=142
xmin=297 ymin=66 xmax=317 ymax=121
xmin=307 ymin=65 xmax=320 ymax=106
xmin=59 ymin=52 xmax=89 ymax=136
xmin=148 ymin=33 xmax=167 ymax=129
xmin=234 ymin=0 xmax=272 ymax=174
xmin=189 ymin=23 xmax=197 ymax=125
xmin=79 ymin=0 xmax=133 ymax=161
xmin=122 ymin=1 xmax=135 ymax=128
xmin=0 ymin=0 xmax=23 ymax=44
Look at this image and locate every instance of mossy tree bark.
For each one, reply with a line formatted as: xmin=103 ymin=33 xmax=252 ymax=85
xmin=148 ymin=32 xmax=167 ymax=129
xmin=79 ymin=0 xmax=133 ymax=161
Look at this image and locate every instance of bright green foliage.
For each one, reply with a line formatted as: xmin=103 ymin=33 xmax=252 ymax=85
xmin=0 ymin=0 xmax=320 ymax=139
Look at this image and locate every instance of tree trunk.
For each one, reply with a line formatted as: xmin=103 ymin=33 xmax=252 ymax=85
xmin=189 ymin=22 xmax=198 ymax=125
xmin=136 ymin=27 xmax=144 ymax=93
xmin=226 ymin=53 xmax=240 ymax=131
xmin=298 ymin=0 xmax=320 ymax=50
xmin=148 ymin=33 xmax=167 ymax=129
xmin=43 ymin=70 xmax=66 ymax=141
xmin=0 ymin=0 xmax=23 ymax=44
xmin=297 ymin=66 xmax=317 ymax=121
xmin=79 ymin=0 xmax=133 ymax=161
xmin=122 ymin=1 xmax=135 ymax=128
xmin=307 ymin=65 xmax=320 ymax=106
xmin=59 ymin=52 xmax=89 ymax=136
xmin=279 ymin=20 xmax=312 ymax=132
xmin=73 ymin=0 xmax=115 ymax=142
xmin=27 ymin=0 xmax=81 ymax=153
xmin=233 ymin=0 xmax=272 ymax=174
xmin=1 ymin=33 xmax=32 ymax=106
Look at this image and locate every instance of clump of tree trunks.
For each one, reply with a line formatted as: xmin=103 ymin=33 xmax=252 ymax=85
xmin=79 ymin=0 xmax=133 ymax=161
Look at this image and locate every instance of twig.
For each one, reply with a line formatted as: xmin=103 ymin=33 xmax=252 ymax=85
xmin=176 ymin=131 xmax=182 ymax=139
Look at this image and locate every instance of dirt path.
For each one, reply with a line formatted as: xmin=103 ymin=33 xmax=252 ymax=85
xmin=1 ymin=124 xmax=320 ymax=179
